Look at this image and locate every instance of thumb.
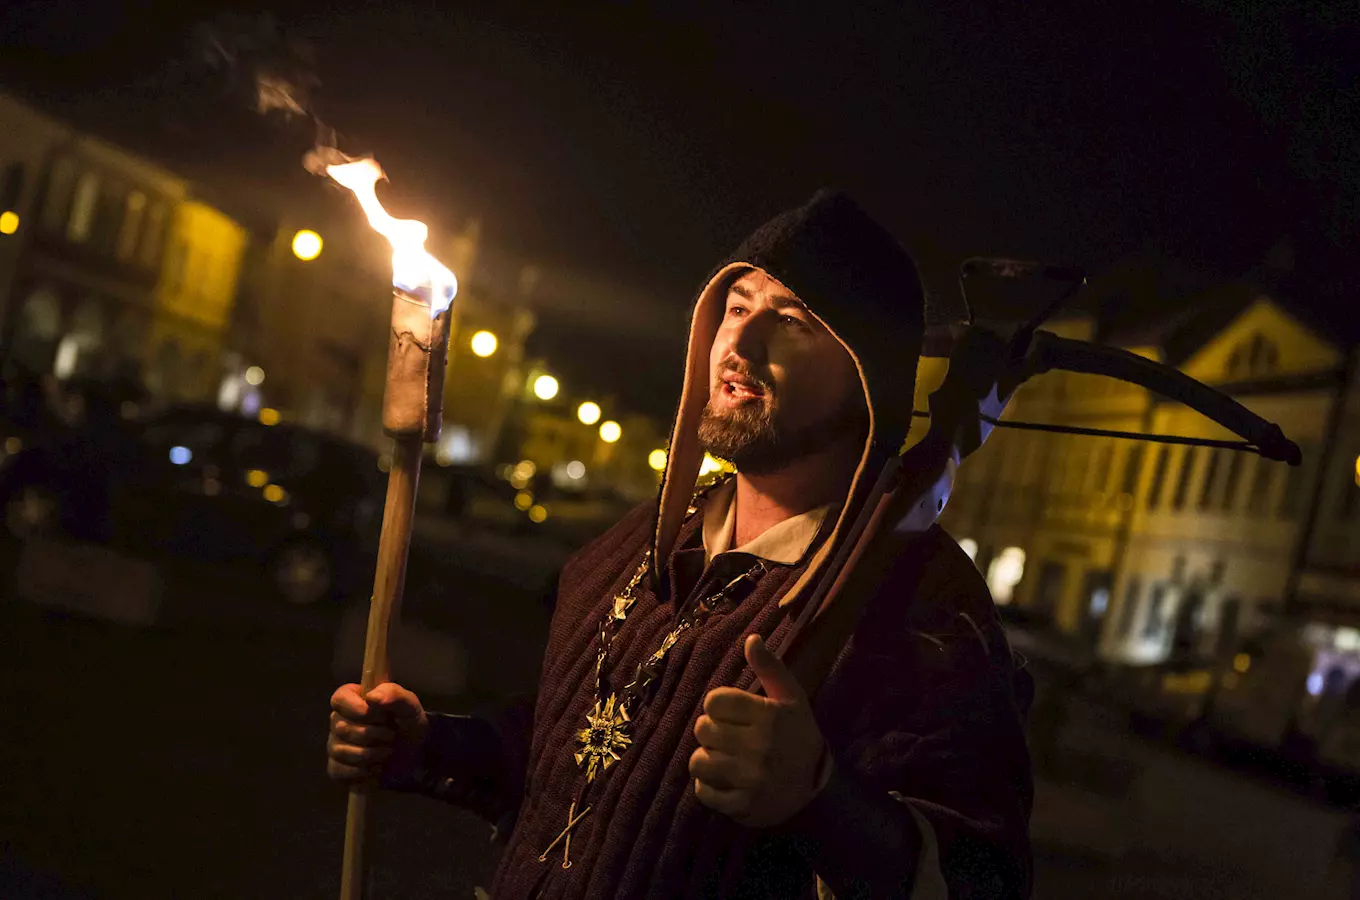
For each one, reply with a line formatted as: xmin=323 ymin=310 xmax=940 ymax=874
xmin=366 ymin=683 xmax=423 ymax=724
xmin=745 ymin=635 xmax=806 ymax=705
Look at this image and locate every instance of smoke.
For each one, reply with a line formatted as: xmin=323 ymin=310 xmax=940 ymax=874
xmin=190 ymin=11 xmax=355 ymax=172
xmin=192 ymin=12 xmax=320 ymax=119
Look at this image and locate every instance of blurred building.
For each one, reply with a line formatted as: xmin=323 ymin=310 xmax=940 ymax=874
xmin=941 ymin=282 xmax=1358 ymax=667
xmin=0 ymin=93 xmax=186 ymax=394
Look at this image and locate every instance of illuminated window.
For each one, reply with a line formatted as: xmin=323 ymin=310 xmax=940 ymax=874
xmin=1145 ymin=445 xmax=1168 ymax=509
xmin=1198 ymin=450 xmax=1222 ymax=510
xmin=1278 ymin=444 xmax=1314 ymax=520
xmin=67 ymin=171 xmax=100 ymax=242
xmin=1170 ymin=447 xmax=1197 ymax=511
xmin=1220 ymin=451 xmax=1245 ymax=511
xmin=1245 ymin=456 xmax=1273 ymax=513
xmin=985 ymin=547 xmax=1026 ymax=604
xmin=42 ymin=157 xmax=76 ymax=232
xmin=1115 ymin=576 xmax=1143 ymax=639
xmin=117 ymin=191 xmax=146 ymax=260
xmin=140 ymin=202 xmax=167 ymax=267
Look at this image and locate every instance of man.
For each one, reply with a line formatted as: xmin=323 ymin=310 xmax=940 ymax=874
xmin=327 ymin=191 xmax=1033 ymax=898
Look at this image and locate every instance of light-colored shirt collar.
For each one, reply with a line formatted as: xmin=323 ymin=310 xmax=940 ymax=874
xmin=701 ymin=477 xmax=831 ymax=567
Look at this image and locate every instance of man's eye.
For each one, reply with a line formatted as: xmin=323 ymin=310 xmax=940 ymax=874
xmin=781 ymin=315 xmax=807 ymax=328
xmin=727 ymin=305 xmax=748 ymax=318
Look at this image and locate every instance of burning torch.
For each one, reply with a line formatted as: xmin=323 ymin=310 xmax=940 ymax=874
xmin=309 ymin=150 xmax=457 ymax=900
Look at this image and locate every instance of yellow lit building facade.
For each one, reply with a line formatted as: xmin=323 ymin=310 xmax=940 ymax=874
xmin=941 ymin=290 xmax=1355 ymax=665
xmin=146 ymin=201 xmax=248 ymax=401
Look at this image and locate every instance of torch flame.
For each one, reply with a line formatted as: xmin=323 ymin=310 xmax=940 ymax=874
xmin=325 ymin=158 xmax=457 ymax=316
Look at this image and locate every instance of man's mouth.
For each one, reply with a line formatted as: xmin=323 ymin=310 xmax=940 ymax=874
xmin=720 ymin=373 xmax=766 ymax=401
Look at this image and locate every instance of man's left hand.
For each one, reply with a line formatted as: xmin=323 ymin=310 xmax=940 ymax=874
xmin=690 ymin=634 xmax=832 ymax=828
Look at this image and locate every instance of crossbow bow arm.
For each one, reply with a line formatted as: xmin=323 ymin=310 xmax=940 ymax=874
xmin=781 ymin=321 xmax=1304 ymax=696
xmin=1025 ymin=331 xmax=1303 ymax=465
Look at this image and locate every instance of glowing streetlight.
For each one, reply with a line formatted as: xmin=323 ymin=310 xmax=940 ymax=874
xmin=291 ymin=229 xmax=323 ymax=261
xmin=599 ymin=420 xmax=622 ymax=444
xmin=648 ymin=449 xmax=667 ymax=471
xmin=470 ymin=330 xmax=498 ymax=358
xmin=244 ymin=366 xmax=265 ymax=386
xmin=533 ymin=374 xmax=560 ymax=401
xmin=0 ymin=211 xmax=18 ymax=235
xmin=577 ymin=401 xmax=601 ymax=425
xmin=258 ymin=407 xmax=281 ymax=426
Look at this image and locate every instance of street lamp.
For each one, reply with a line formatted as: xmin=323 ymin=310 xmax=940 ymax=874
xmin=0 ymin=211 xmax=18 ymax=235
xmin=470 ymin=330 xmax=498 ymax=358
xmin=533 ymin=374 xmax=560 ymax=401
xmin=577 ymin=401 xmax=601 ymax=425
xmin=245 ymin=366 xmax=265 ymax=386
xmin=291 ymin=229 xmax=323 ymax=261
xmin=648 ymin=449 xmax=667 ymax=471
xmin=599 ymin=420 xmax=622 ymax=443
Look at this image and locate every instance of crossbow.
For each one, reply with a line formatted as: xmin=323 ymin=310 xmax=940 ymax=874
xmin=780 ymin=257 xmax=1303 ymax=696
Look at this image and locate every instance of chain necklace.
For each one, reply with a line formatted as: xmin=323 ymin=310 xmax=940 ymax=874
xmin=539 ymin=542 xmax=768 ymax=868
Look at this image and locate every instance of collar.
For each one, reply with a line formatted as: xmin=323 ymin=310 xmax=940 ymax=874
xmin=701 ymin=477 xmax=832 ymax=567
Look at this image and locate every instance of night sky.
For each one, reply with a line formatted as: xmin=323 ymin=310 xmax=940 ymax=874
xmin=1 ymin=1 xmax=1355 ymax=418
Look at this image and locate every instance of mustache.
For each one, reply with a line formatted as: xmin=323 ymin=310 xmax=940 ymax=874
xmin=716 ymin=359 xmax=774 ymax=393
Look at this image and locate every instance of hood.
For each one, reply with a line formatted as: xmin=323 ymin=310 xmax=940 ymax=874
xmin=652 ymin=190 xmax=925 ymax=608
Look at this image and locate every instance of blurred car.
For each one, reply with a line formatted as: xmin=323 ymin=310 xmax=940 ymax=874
xmin=0 ymin=404 xmax=385 ymax=605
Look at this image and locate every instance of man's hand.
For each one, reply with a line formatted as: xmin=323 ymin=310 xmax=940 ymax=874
xmin=690 ymin=634 xmax=832 ymax=828
xmin=327 ymin=682 xmax=429 ymax=785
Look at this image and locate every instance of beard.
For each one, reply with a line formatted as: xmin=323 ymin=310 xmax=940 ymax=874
xmin=697 ymin=382 xmax=868 ymax=476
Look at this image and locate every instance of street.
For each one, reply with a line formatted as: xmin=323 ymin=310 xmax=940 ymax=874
xmin=0 ymin=525 xmax=1355 ymax=899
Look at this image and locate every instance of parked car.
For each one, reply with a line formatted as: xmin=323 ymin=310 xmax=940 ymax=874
xmin=0 ymin=404 xmax=385 ymax=605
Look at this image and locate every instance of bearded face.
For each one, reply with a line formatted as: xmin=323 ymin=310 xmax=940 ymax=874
xmin=697 ymin=270 xmax=866 ymax=475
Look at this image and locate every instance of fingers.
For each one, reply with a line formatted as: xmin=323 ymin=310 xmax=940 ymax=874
xmin=693 ymin=714 xmax=762 ymax=756
xmin=365 ymin=683 xmax=424 ymax=726
xmin=688 ymin=745 xmax=757 ymax=792
xmin=330 ymin=711 xmax=396 ymax=747
xmin=693 ymin=777 xmax=751 ymax=820
xmin=703 ymin=687 xmax=770 ymax=726
xmin=328 ymin=732 xmax=395 ymax=767
xmin=331 ymin=683 xmax=382 ymax=724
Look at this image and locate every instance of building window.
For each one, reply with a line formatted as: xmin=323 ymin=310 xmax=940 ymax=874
xmin=1146 ymin=445 xmax=1168 ymax=509
xmin=1121 ymin=444 xmax=1144 ymax=497
xmin=1339 ymin=451 xmax=1360 ymax=520
xmin=1116 ymin=576 xmax=1143 ymax=639
xmin=986 ymin=546 xmax=1027 ymax=604
xmin=1245 ymin=456 xmax=1274 ymax=513
xmin=117 ymin=191 xmax=147 ymax=261
xmin=0 ymin=161 xmax=24 ymax=210
xmin=1220 ymin=450 xmax=1245 ymax=511
xmin=1171 ymin=447 xmax=1197 ymax=511
xmin=42 ymin=158 xmax=77 ymax=232
xmin=67 ymin=171 xmax=100 ymax=243
xmin=140 ymin=201 xmax=168 ymax=267
xmin=1198 ymin=449 xmax=1223 ymax=510
xmin=1143 ymin=583 xmax=1170 ymax=639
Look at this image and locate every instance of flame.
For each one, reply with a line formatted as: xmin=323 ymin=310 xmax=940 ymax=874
xmin=325 ymin=158 xmax=457 ymax=316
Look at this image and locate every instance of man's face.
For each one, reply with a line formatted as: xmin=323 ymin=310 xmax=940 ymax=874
xmin=697 ymin=269 xmax=865 ymax=474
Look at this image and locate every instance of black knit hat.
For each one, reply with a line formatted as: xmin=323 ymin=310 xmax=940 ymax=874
xmin=722 ymin=189 xmax=926 ymax=457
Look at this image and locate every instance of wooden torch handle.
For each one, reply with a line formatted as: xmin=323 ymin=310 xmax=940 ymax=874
xmin=340 ymin=436 xmax=424 ymax=900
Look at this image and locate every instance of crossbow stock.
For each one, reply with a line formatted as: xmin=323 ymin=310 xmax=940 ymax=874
xmin=779 ymin=258 xmax=1303 ymax=697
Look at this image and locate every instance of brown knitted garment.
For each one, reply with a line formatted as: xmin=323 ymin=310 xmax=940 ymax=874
xmin=487 ymin=499 xmax=1032 ymax=899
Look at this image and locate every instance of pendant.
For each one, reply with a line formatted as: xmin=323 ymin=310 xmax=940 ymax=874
xmin=575 ymin=694 xmax=632 ymax=782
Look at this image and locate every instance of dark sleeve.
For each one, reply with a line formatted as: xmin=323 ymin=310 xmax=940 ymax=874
xmin=379 ymin=695 xmax=537 ymax=840
xmin=786 ymin=533 xmax=1034 ymax=898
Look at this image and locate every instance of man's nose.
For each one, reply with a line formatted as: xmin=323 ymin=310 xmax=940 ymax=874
xmin=728 ymin=313 xmax=771 ymax=365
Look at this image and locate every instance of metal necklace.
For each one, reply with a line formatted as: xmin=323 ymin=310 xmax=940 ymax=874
xmin=539 ymin=546 xmax=769 ymax=868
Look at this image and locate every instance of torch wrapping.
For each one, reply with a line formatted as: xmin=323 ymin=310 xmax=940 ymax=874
xmin=383 ymin=287 xmax=453 ymax=442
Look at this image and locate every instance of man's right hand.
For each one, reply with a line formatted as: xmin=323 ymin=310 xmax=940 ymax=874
xmin=327 ymin=682 xmax=429 ymax=785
